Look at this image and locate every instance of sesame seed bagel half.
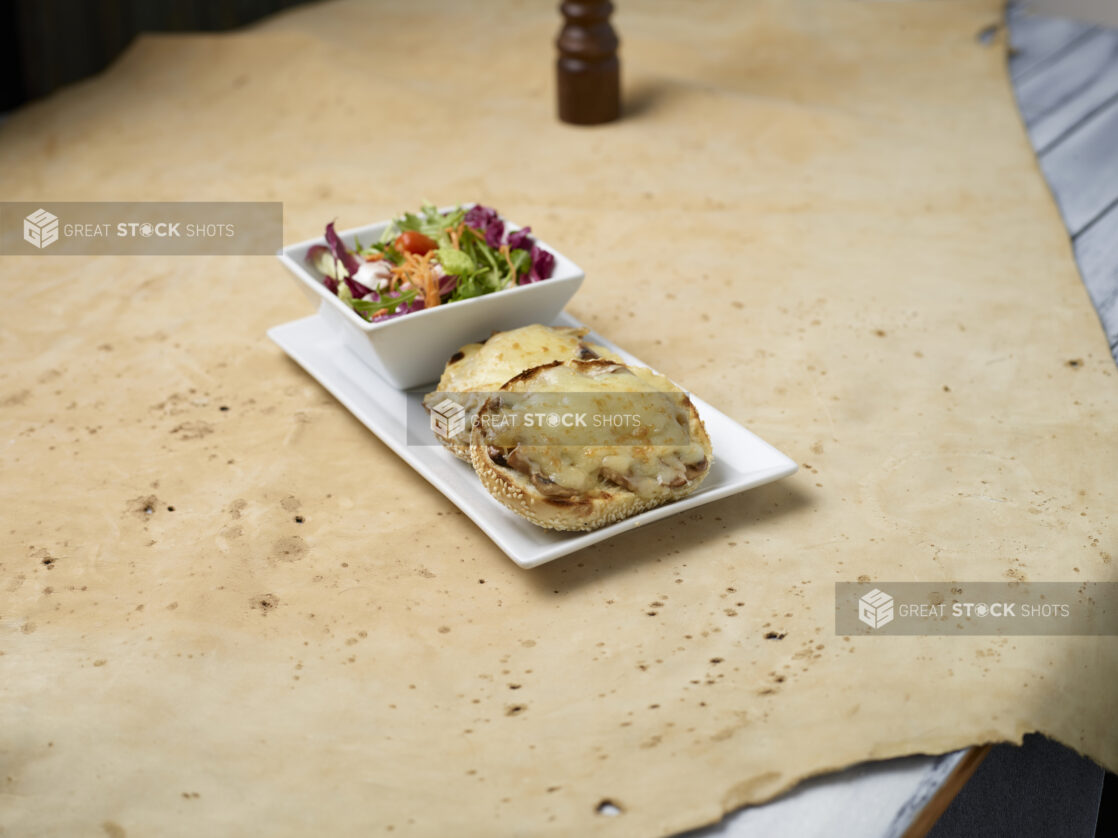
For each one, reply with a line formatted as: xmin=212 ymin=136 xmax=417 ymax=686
xmin=423 ymin=324 xmax=617 ymax=462
xmin=470 ymin=359 xmax=713 ymax=531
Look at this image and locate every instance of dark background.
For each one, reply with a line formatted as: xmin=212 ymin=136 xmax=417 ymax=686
xmin=0 ymin=0 xmax=317 ymax=111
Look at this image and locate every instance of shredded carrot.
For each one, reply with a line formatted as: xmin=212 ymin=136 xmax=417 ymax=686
xmin=389 ymin=261 xmax=406 ymax=292
xmin=421 ymin=253 xmax=440 ymax=308
xmin=390 ymin=252 xmax=441 ymax=308
xmin=449 ymin=222 xmax=467 ymax=251
xmin=499 ymin=244 xmax=516 ymax=279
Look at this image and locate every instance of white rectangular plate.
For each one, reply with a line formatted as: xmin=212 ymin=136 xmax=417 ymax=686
xmin=268 ymin=312 xmax=797 ymax=568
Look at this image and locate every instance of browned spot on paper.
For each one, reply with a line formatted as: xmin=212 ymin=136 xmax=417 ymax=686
xmin=280 ymin=496 xmax=301 ymax=512
xmin=505 ymin=704 xmax=526 ymax=717
xmin=32 ymin=548 xmax=56 ymax=568
xmin=273 ymin=536 xmax=308 ymax=562
xmin=1 ymin=389 xmax=30 ymax=407
xmin=128 ymin=495 xmax=160 ymax=520
xmin=253 ymin=594 xmax=279 ymax=613
xmin=1065 ymin=358 xmax=1082 ymax=369
xmin=102 ymin=822 xmax=127 ymax=838
xmin=228 ymin=499 xmax=246 ymax=519
xmin=764 ymin=631 xmax=786 ymax=640
xmin=170 ymin=421 xmax=214 ymax=440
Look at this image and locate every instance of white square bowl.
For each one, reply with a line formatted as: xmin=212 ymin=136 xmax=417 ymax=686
xmin=277 ymin=212 xmax=585 ymax=388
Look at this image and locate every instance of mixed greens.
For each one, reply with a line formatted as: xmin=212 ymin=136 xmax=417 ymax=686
xmin=306 ymin=204 xmax=556 ymax=322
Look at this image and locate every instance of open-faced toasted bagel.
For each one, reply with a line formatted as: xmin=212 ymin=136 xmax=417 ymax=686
xmin=470 ymin=359 xmax=712 ymax=531
xmin=423 ymin=324 xmax=617 ymax=461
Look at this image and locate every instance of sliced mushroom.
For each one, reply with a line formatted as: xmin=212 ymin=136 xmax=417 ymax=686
xmin=505 ymin=446 xmax=533 ymax=475
xmin=600 ymin=466 xmax=638 ymax=492
xmin=684 ymin=458 xmax=708 ymax=479
xmin=530 ymin=472 xmax=580 ymax=499
xmin=487 ymin=446 xmax=509 ymax=468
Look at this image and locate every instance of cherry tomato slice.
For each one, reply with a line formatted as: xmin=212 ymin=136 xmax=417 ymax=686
xmin=394 ymin=231 xmax=437 ymax=256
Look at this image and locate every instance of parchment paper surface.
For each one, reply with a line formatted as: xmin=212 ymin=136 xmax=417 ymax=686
xmin=1 ymin=1 xmax=1115 ymax=836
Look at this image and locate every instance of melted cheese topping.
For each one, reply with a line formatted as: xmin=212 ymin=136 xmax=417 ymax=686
xmin=481 ymin=362 xmax=709 ymax=500
xmin=437 ymin=325 xmax=603 ymax=392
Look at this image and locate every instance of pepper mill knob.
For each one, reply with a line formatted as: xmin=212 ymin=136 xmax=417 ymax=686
xmin=556 ymin=0 xmax=620 ymax=125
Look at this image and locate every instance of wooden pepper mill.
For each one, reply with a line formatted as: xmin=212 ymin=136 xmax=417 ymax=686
xmin=556 ymin=0 xmax=620 ymax=125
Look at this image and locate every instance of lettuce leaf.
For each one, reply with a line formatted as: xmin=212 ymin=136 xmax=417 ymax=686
xmin=350 ymin=288 xmax=421 ymax=319
xmin=435 ymin=247 xmax=475 ymax=277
